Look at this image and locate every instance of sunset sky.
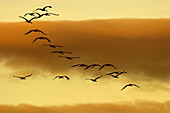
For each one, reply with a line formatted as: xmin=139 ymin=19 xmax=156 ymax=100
xmin=0 ymin=0 xmax=170 ymax=113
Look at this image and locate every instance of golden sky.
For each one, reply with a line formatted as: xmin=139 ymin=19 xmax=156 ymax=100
xmin=1 ymin=0 xmax=170 ymax=22
xmin=0 ymin=20 xmax=170 ymax=107
xmin=1 ymin=0 xmax=170 ymax=112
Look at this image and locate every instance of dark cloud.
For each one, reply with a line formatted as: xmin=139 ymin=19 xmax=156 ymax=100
xmin=0 ymin=19 xmax=170 ymax=81
xmin=0 ymin=101 xmax=170 ymax=113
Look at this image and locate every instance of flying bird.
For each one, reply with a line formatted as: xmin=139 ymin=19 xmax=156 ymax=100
xmin=25 ymin=29 xmax=47 ymax=35
xmin=13 ymin=73 xmax=32 ymax=80
xmin=43 ymin=13 xmax=59 ymax=16
xmin=42 ymin=44 xmax=63 ymax=48
xmin=58 ymin=55 xmax=80 ymax=60
xmin=84 ymin=64 xmax=101 ymax=70
xmin=19 ymin=16 xmax=36 ymax=24
xmin=121 ymin=84 xmax=140 ymax=91
xmin=51 ymin=51 xmax=72 ymax=54
xmin=24 ymin=13 xmax=37 ymax=17
xmin=107 ymin=71 xmax=127 ymax=76
xmin=53 ymin=75 xmax=69 ymax=80
xmin=86 ymin=75 xmax=103 ymax=82
xmin=99 ymin=64 xmax=117 ymax=71
xmin=32 ymin=37 xmax=51 ymax=43
xmin=33 ymin=6 xmax=52 ymax=12
xmin=71 ymin=64 xmax=88 ymax=67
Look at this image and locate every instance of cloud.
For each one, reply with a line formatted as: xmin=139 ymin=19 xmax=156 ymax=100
xmin=0 ymin=101 xmax=170 ymax=113
xmin=0 ymin=19 xmax=170 ymax=81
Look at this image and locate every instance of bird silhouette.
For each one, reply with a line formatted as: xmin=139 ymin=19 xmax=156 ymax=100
xmin=107 ymin=71 xmax=127 ymax=76
xmin=58 ymin=55 xmax=80 ymax=60
xmin=121 ymin=84 xmax=140 ymax=91
xmin=71 ymin=64 xmax=88 ymax=67
xmin=86 ymin=75 xmax=103 ymax=82
xmin=42 ymin=44 xmax=63 ymax=48
xmin=24 ymin=13 xmax=37 ymax=17
xmin=51 ymin=51 xmax=72 ymax=54
xmin=84 ymin=64 xmax=101 ymax=70
xmin=53 ymin=75 xmax=69 ymax=80
xmin=32 ymin=37 xmax=51 ymax=43
xmin=19 ymin=16 xmax=37 ymax=24
xmin=43 ymin=13 xmax=59 ymax=16
xmin=25 ymin=29 xmax=46 ymax=35
xmin=13 ymin=73 xmax=32 ymax=80
xmin=34 ymin=6 xmax=52 ymax=12
xmin=99 ymin=64 xmax=117 ymax=71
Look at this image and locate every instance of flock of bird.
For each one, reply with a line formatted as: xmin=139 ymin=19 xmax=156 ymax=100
xmin=13 ymin=6 xmax=140 ymax=91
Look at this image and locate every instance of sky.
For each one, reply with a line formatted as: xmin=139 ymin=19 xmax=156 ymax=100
xmin=1 ymin=0 xmax=170 ymax=22
xmin=0 ymin=0 xmax=170 ymax=113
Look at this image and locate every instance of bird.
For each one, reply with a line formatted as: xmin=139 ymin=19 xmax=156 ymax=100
xmin=86 ymin=75 xmax=103 ymax=82
xmin=53 ymin=75 xmax=69 ymax=80
xmin=32 ymin=37 xmax=51 ymax=43
xmin=42 ymin=44 xmax=63 ymax=48
xmin=84 ymin=64 xmax=101 ymax=70
xmin=51 ymin=51 xmax=72 ymax=54
xmin=13 ymin=73 xmax=32 ymax=80
xmin=25 ymin=29 xmax=47 ymax=35
xmin=33 ymin=6 xmax=52 ymax=12
xmin=71 ymin=64 xmax=88 ymax=67
xmin=19 ymin=16 xmax=37 ymax=24
xmin=107 ymin=71 xmax=127 ymax=76
xmin=99 ymin=64 xmax=117 ymax=71
xmin=58 ymin=55 xmax=80 ymax=60
xmin=43 ymin=13 xmax=59 ymax=16
xmin=23 ymin=13 xmax=37 ymax=17
xmin=121 ymin=84 xmax=140 ymax=91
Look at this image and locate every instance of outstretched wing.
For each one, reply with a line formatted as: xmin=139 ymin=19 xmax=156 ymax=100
xmin=32 ymin=38 xmax=39 ymax=43
xmin=13 ymin=75 xmax=21 ymax=78
xmin=95 ymin=75 xmax=103 ymax=80
xmin=48 ymin=13 xmax=59 ymax=16
xmin=19 ymin=16 xmax=28 ymax=21
xmin=133 ymin=84 xmax=140 ymax=88
xmin=64 ymin=76 xmax=70 ymax=80
xmin=99 ymin=65 xmax=105 ymax=71
xmin=121 ymin=85 xmax=128 ymax=91
xmin=25 ymin=73 xmax=32 ymax=78
xmin=71 ymin=57 xmax=80 ymax=59
xmin=71 ymin=64 xmax=79 ymax=67
xmin=45 ymin=37 xmax=51 ymax=43
xmin=111 ymin=65 xmax=117 ymax=69
xmin=44 ymin=6 xmax=52 ymax=9
xmin=38 ymin=30 xmax=46 ymax=35
xmin=33 ymin=8 xmax=42 ymax=12
xmin=53 ymin=76 xmax=59 ymax=80
xmin=84 ymin=65 xmax=91 ymax=70
xmin=25 ymin=30 xmax=34 ymax=35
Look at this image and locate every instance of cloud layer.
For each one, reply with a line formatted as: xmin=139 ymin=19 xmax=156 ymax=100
xmin=0 ymin=19 xmax=170 ymax=81
xmin=0 ymin=101 xmax=170 ymax=113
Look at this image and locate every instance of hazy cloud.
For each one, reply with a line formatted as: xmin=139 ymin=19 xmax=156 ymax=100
xmin=0 ymin=19 xmax=170 ymax=81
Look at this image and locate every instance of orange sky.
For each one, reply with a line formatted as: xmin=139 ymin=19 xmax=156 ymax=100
xmin=0 ymin=20 xmax=170 ymax=108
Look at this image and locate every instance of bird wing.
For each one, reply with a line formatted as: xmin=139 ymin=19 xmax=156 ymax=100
xmin=64 ymin=76 xmax=70 ymax=80
xmin=121 ymin=85 xmax=128 ymax=91
xmin=19 ymin=16 xmax=28 ymax=21
xmin=71 ymin=64 xmax=78 ymax=67
xmin=133 ymin=84 xmax=140 ymax=88
xmin=99 ymin=65 xmax=105 ymax=71
xmin=54 ymin=45 xmax=63 ymax=47
xmin=71 ymin=57 xmax=80 ymax=59
xmin=13 ymin=75 xmax=21 ymax=78
xmin=32 ymin=38 xmax=39 ymax=43
xmin=51 ymin=51 xmax=58 ymax=53
xmin=25 ymin=73 xmax=32 ymax=77
xmin=33 ymin=8 xmax=42 ymax=12
xmin=110 ymin=65 xmax=117 ymax=69
xmin=38 ymin=30 xmax=46 ymax=35
xmin=84 ymin=65 xmax=91 ymax=70
xmin=25 ymin=30 xmax=33 ymax=35
xmin=44 ymin=6 xmax=52 ymax=9
xmin=95 ymin=75 xmax=103 ymax=80
xmin=45 ymin=37 xmax=51 ymax=43
xmin=53 ymin=76 xmax=59 ymax=80
xmin=48 ymin=13 xmax=59 ymax=16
